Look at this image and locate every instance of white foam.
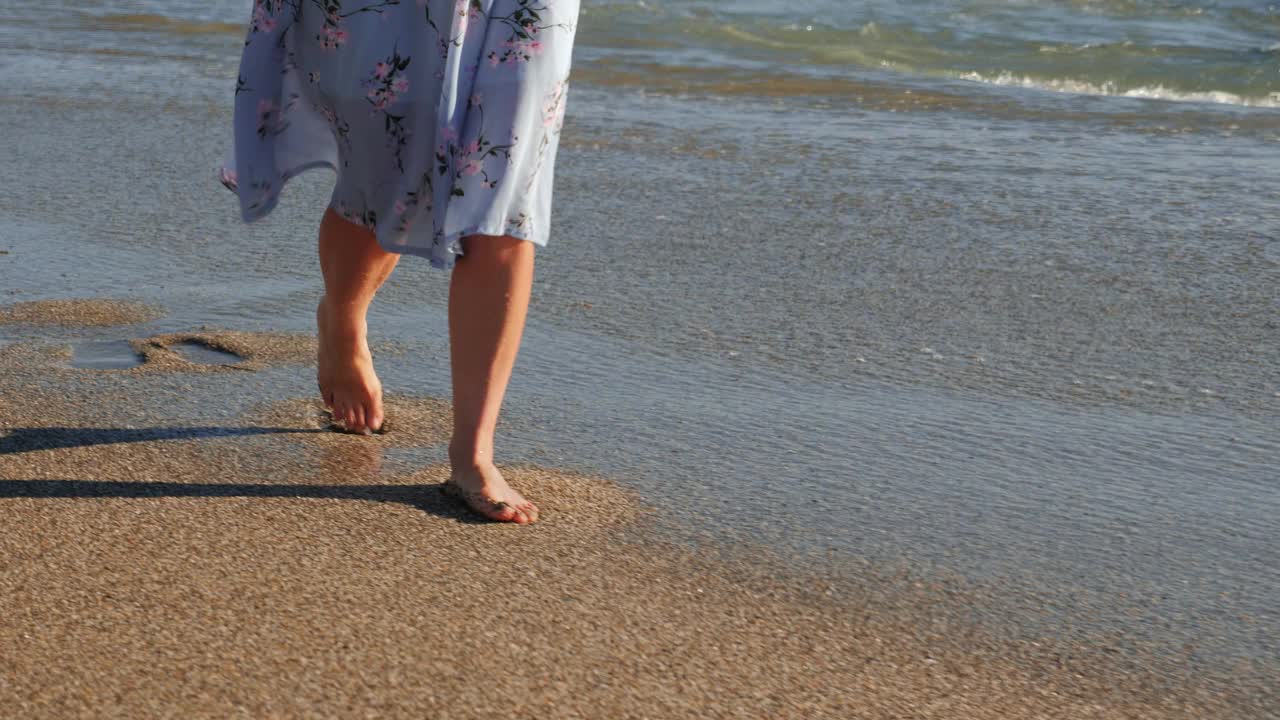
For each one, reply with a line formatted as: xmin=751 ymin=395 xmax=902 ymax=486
xmin=953 ymin=71 xmax=1280 ymax=109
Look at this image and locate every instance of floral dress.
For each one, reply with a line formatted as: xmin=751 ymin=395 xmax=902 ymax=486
xmin=221 ymin=0 xmax=578 ymax=269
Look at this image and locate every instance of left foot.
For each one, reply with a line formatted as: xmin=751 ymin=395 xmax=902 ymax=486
xmin=443 ymin=462 xmax=539 ymax=524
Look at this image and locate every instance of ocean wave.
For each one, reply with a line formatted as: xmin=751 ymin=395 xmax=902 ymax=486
xmin=953 ymin=72 xmax=1280 ymax=109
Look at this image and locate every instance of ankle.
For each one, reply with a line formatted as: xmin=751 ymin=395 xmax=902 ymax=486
xmin=449 ymin=441 xmax=495 ymax=470
xmin=318 ymin=297 xmax=369 ymax=338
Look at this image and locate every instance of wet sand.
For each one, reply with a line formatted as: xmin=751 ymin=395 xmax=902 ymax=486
xmin=0 ymin=299 xmax=163 ymax=328
xmin=0 ymin=303 xmax=1274 ymax=718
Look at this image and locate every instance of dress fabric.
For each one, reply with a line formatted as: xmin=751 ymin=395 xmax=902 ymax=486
xmin=221 ymin=0 xmax=578 ymax=268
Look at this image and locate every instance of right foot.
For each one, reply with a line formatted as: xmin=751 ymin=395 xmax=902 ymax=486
xmin=316 ymin=297 xmax=384 ymax=434
xmin=444 ymin=462 xmax=539 ymax=524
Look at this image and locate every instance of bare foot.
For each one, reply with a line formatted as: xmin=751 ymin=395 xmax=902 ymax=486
xmin=444 ymin=462 xmax=539 ymax=524
xmin=316 ymin=296 xmax=384 ymax=434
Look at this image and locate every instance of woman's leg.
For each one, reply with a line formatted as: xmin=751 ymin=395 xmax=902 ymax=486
xmin=316 ymin=207 xmax=400 ymax=433
xmin=446 ymin=234 xmax=539 ymax=524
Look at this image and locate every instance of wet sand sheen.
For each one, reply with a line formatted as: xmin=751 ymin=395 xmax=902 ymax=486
xmin=0 ymin=299 xmax=163 ymax=328
xmin=0 ymin=337 xmax=1273 ymax=717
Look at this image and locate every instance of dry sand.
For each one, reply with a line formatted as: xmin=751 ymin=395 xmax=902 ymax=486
xmin=0 ymin=333 xmax=1274 ymax=719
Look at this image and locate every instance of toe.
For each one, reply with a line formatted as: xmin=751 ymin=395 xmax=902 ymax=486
xmin=488 ymin=501 xmax=518 ymax=523
xmin=519 ymin=502 xmax=539 ymax=523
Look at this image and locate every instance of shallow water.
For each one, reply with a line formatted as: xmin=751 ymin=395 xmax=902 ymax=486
xmin=1 ymin=0 xmax=1277 ymax=675
xmin=70 ymin=340 xmax=145 ymax=370
xmin=170 ymin=341 xmax=244 ymax=367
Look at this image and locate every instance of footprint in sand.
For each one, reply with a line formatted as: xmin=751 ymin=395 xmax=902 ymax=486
xmin=167 ymin=339 xmax=244 ymax=367
xmin=69 ymin=340 xmax=146 ymax=370
xmin=68 ymin=337 xmax=246 ymax=371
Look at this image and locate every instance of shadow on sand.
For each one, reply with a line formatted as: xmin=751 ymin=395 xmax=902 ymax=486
xmin=0 ymin=426 xmax=480 ymax=522
xmin=0 ymin=479 xmax=476 ymax=520
xmin=0 ymin=426 xmax=315 ymax=454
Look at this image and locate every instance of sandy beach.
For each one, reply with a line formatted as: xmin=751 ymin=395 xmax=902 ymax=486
xmin=3 ymin=0 xmax=1278 ymax=714
xmin=0 ymin=299 xmax=1275 ymax=718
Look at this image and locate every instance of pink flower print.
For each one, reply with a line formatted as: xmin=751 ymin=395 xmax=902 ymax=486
xmin=453 ymin=0 xmax=482 ymax=29
xmin=497 ymin=39 xmax=545 ymax=64
xmin=320 ymin=25 xmax=348 ymax=50
xmin=461 ymin=160 xmax=482 ymax=176
xmin=363 ymin=51 xmax=411 ymax=116
xmin=462 ymin=140 xmax=480 ymax=156
xmin=488 ymin=53 xmax=501 ymax=68
xmin=250 ymin=4 xmax=277 ymax=32
xmin=441 ymin=127 xmax=458 ymax=142
xmin=256 ymin=98 xmax=280 ymax=135
xmin=394 ymin=200 xmax=409 ymax=215
xmin=219 ymin=167 xmax=238 ymax=190
xmin=542 ymin=81 xmax=567 ymax=129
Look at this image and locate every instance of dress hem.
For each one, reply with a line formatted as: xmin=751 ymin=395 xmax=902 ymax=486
xmin=222 ymin=162 xmax=545 ymax=272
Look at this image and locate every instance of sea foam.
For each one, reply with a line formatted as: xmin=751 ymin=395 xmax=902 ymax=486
xmin=954 ymin=72 xmax=1280 ymax=109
